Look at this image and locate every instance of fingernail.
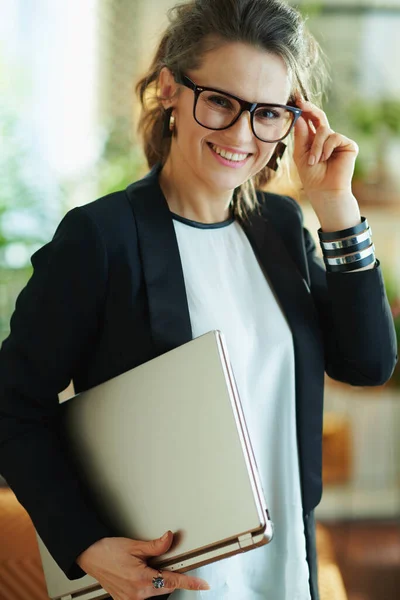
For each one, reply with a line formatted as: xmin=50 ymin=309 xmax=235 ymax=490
xmin=196 ymin=579 xmax=210 ymax=590
xmin=161 ymin=531 xmax=169 ymax=541
xmin=308 ymin=155 xmax=315 ymax=166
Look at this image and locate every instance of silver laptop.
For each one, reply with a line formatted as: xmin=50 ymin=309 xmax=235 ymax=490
xmin=36 ymin=330 xmax=274 ymax=600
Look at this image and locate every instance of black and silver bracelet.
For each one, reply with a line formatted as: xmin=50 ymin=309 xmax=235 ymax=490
xmin=325 ymin=252 xmax=376 ymax=273
xmin=317 ymin=216 xmax=376 ymax=272
xmin=320 ymin=229 xmax=373 ymax=258
xmin=318 ymin=216 xmax=369 ymax=242
xmin=324 ymin=243 xmax=376 ymax=273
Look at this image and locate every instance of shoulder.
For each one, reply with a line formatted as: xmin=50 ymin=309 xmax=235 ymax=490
xmin=52 ymin=189 xmax=138 ymax=262
xmin=69 ymin=166 xmax=162 ymax=248
xmin=255 ymin=189 xmax=304 ymax=231
xmin=78 ymin=190 xmax=135 ymax=245
xmin=256 ymin=189 xmax=303 ymax=219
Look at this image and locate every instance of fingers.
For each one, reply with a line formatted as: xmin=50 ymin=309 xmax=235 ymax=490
xmin=293 ymin=96 xmax=331 ymax=158
xmin=308 ymin=126 xmax=335 ymax=165
xmin=320 ymin=133 xmax=359 ymax=162
xmin=131 ymin=532 xmax=210 ymax=594
xmin=146 ymin=566 xmax=210 ymax=593
xmin=295 ymin=96 xmax=330 ymax=129
xmin=292 ymin=114 xmax=311 ymax=156
xmin=132 ymin=531 xmax=173 ymax=559
xmin=309 ymin=130 xmax=358 ymax=166
xmin=293 ymin=96 xmax=358 ymax=165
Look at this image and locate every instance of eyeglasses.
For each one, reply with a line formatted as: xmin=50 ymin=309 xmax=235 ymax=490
xmin=174 ymin=73 xmax=302 ymax=143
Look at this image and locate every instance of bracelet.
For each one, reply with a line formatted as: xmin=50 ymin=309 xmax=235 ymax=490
xmin=319 ymin=227 xmax=372 ymax=251
xmin=326 ymin=252 xmax=376 ymax=273
xmin=324 ymin=243 xmax=375 ymax=267
xmin=321 ymin=235 xmax=373 ymax=258
xmin=318 ymin=217 xmax=368 ymax=242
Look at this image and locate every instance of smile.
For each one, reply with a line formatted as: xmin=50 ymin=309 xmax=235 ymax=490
xmin=207 ymin=143 xmax=251 ymax=167
xmin=210 ymin=144 xmax=248 ymax=161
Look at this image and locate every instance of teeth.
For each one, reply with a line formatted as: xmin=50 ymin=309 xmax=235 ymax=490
xmin=211 ymin=144 xmax=248 ymax=162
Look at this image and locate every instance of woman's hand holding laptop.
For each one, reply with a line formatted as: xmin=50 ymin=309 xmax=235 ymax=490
xmin=76 ymin=531 xmax=210 ymax=599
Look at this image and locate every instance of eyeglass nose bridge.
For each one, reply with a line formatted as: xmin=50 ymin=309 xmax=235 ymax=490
xmin=227 ymin=99 xmax=259 ymax=134
xmin=223 ymin=98 xmax=274 ymax=142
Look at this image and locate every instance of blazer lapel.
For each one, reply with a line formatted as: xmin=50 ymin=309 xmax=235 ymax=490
xmin=126 ymin=165 xmax=193 ymax=356
xmin=240 ymin=210 xmax=325 ymax=513
xmin=239 ymin=209 xmax=320 ymax=343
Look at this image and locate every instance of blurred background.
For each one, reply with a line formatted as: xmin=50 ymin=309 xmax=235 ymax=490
xmin=0 ymin=1 xmax=399 ymax=599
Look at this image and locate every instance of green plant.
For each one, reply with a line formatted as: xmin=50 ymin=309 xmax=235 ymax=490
xmin=95 ymin=116 xmax=146 ymax=196
xmin=0 ymin=48 xmax=54 ymax=271
xmin=0 ymin=113 xmax=50 ymax=267
xmin=58 ymin=116 xmax=146 ymax=213
xmin=0 ymin=51 xmax=58 ymax=338
xmin=349 ymin=99 xmax=400 ymax=137
xmin=347 ymin=98 xmax=400 ymax=184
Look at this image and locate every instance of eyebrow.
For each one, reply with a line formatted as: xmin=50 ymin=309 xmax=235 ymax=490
xmin=193 ymin=78 xmax=289 ymax=106
xmin=203 ymin=84 xmax=290 ymax=106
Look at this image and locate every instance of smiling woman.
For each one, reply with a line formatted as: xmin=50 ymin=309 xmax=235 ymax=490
xmin=156 ymin=43 xmax=298 ymax=216
xmin=136 ymin=0 xmax=327 ymax=223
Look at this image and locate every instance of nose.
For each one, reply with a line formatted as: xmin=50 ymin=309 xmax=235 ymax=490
xmin=225 ymin=111 xmax=254 ymax=143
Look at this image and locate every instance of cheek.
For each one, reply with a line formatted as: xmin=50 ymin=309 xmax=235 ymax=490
xmin=177 ymin=110 xmax=205 ymax=150
xmin=253 ymin=144 xmax=276 ymax=170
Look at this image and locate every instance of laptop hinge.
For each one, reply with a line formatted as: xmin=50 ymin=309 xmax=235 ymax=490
xmin=238 ymin=532 xmax=254 ymax=549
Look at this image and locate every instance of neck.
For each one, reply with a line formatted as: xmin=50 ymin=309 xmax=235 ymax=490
xmin=159 ymin=147 xmax=234 ymax=224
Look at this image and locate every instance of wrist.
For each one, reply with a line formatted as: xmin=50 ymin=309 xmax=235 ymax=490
xmin=307 ymin=191 xmax=361 ymax=232
xmin=76 ymin=538 xmax=105 ymax=569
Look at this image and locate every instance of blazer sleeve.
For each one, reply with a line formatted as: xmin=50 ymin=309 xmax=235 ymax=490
xmin=303 ymin=223 xmax=398 ymax=386
xmin=0 ymin=207 xmax=115 ymax=579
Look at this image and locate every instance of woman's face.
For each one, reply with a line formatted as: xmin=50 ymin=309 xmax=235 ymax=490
xmin=161 ymin=42 xmax=292 ymax=193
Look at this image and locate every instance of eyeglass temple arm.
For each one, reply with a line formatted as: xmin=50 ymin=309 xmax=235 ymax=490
xmin=172 ymin=72 xmax=196 ymax=90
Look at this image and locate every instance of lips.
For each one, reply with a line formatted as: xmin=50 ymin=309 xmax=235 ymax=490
xmin=207 ymin=142 xmax=252 ymax=162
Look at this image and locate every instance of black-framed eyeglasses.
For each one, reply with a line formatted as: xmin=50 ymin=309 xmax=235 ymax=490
xmin=174 ymin=73 xmax=302 ymax=143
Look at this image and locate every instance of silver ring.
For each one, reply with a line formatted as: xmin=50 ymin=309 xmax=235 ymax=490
xmin=152 ymin=571 xmax=165 ymax=589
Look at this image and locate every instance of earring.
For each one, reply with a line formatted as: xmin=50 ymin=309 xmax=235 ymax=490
xmin=162 ymin=107 xmax=176 ymax=138
xmin=266 ymin=141 xmax=287 ymax=171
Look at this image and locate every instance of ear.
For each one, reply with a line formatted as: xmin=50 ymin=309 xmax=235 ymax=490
xmin=159 ymin=67 xmax=179 ymax=109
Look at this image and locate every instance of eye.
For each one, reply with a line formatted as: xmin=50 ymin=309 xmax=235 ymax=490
xmin=256 ymin=107 xmax=281 ymax=120
xmin=207 ymin=94 xmax=234 ymax=110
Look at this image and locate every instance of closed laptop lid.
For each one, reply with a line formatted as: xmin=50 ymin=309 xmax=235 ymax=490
xmin=38 ymin=330 xmax=270 ymax=599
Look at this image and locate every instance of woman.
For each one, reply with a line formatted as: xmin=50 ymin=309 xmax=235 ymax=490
xmin=0 ymin=1 xmax=397 ymax=599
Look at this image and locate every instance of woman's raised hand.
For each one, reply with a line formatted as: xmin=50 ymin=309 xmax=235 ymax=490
xmin=292 ymin=97 xmax=361 ymax=231
xmin=76 ymin=532 xmax=210 ymax=600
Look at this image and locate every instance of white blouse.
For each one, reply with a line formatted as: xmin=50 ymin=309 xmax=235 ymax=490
xmin=169 ymin=211 xmax=311 ymax=600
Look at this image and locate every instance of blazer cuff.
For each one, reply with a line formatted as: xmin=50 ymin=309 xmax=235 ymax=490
xmin=56 ymin=518 xmax=114 ymax=580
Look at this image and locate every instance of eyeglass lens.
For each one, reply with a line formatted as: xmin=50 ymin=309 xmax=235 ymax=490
xmin=196 ymin=90 xmax=294 ymax=142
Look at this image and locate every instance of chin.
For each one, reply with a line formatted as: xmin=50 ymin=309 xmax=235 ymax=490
xmin=206 ymin=170 xmax=247 ymax=192
xmin=202 ymin=158 xmax=252 ymax=185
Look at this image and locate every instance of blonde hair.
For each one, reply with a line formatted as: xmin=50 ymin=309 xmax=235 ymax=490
xmin=136 ymin=0 xmax=328 ymax=221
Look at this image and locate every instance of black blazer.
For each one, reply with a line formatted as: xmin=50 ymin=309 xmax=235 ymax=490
xmin=0 ymin=163 xmax=397 ymax=600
